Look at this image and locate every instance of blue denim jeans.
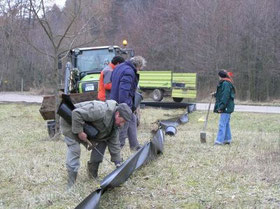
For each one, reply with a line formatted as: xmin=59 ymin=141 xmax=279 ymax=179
xmin=215 ymin=113 xmax=232 ymax=144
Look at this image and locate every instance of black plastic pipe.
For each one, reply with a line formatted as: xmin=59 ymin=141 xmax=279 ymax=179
xmin=57 ymin=94 xmax=99 ymax=139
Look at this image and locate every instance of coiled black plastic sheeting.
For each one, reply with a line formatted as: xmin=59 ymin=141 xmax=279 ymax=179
xmin=75 ymin=129 xmax=165 ymax=209
xmin=159 ymin=111 xmax=189 ymax=136
xmin=74 ymin=103 xmax=194 ymax=209
xmin=141 ymin=102 xmax=194 ymax=136
xmin=57 ymin=94 xmax=99 ymax=140
xmin=141 ymin=101 xmax=196 ymax=113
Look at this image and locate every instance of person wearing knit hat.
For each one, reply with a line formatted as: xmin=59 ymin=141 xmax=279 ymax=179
xmin=213 ymin=69 xmax=236 ymax=145
xmin=218 ymin=70 xmax=228 ymax=78
xmin=116 ymin=103 xmax=132 ymax=122
xmin=60 ymin=100 xmax=132 ymax=188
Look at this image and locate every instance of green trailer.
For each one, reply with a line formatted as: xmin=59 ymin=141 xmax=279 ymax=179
xmin=138 ymin=71 xmax=197 ymax=102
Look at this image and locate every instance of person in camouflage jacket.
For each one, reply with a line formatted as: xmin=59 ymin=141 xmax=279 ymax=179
xmin=60 ymin=100 xmax=132 ymax=188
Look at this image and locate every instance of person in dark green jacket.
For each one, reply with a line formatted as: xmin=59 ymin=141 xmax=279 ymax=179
xmin=213 ymin=70 xmax=235 ymax=145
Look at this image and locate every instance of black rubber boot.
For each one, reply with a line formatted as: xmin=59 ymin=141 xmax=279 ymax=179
xmin=67 ymin=171 xmax=77 ymax=189
xmin=87 ymin=162 xmax=100 ymax=179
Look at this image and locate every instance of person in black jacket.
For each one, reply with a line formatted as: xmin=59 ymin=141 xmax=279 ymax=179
xmin=110 ymin=56 xmax=146 ymax=151
xmin=213 ymin=70 xmax=235 ymax=145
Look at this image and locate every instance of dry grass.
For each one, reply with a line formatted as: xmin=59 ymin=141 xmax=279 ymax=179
xmin=0 ymin=103 xmax=279 ymax=209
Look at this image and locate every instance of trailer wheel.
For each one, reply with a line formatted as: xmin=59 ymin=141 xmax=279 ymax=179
xmin=173 ymin=97 xmax=183 ymax=103
xmin=152 ymin=89 xmax=163 ymax=101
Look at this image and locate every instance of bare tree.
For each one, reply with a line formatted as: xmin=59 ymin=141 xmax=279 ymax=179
xmin=26 ymin=0 xmax=88 ymax=137
xmin=1 ymin=0 xmax=279 ymax=101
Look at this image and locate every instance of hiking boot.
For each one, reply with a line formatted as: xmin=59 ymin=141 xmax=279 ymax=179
xmin=67 ymin=170 xmax=77 ymax=189
xmin=87 ymin=162 xmax=99 ymax=179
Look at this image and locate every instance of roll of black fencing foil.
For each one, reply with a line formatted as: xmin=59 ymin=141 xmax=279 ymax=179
xmin=75 ymin=105 xmax=193 ymax=209
xmin=140 ymin=102 xmax=196 ymax=113
xmin=75 ymin=129 xmax=165 ymax=209
xmin=57 ymin=94 xmax=99 ymax=139
xmin=83 ymin=123 xmax=99 ymax=140
xmin=57 ymin=102 xmax=73 ymax=124
xmin=159 ymin=111 xmax=189 ymax=136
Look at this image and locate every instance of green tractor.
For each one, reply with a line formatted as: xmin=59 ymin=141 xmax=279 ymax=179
xmin=40 ymin=43 xmax=134 ymax=137
xmin=64 ymin=45 xmax=134 ymax=94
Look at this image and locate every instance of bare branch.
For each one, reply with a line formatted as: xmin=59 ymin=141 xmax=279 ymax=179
xmin=29 ymin=0 xmax=56 ymax=49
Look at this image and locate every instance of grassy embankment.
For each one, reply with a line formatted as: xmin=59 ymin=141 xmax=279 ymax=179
xmin=0 ymin=103 xmax=279 ymax=209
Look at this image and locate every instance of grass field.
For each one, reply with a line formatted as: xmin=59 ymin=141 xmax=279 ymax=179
xmin=0 ymin=103 xmax=279 ymax=209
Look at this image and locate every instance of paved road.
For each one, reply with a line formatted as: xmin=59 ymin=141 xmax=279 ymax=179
xmin=196 ymin=103 xmax=280 ymax=114
xmin=1 ymin=92 xmax=280 ymax=114
xmin=0 ymin=92 xmax=43 ymax=103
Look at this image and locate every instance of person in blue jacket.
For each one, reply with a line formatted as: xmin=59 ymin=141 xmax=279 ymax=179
xmin=213 ymin=70 xmax=235 ymax=145
xmin=110 ymin=56 xmax=146 ymax=151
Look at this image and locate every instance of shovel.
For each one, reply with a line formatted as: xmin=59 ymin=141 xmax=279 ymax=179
xmin=200 ymin=96 xmax=213 ymax=143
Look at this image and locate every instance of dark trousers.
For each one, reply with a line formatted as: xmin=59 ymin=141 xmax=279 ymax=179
xmin=89 ymin=141 xmax=107 ymax=163
xmin=119 ymin=113 xmax=139 ymax=149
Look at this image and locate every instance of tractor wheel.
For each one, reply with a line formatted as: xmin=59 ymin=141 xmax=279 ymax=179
xmin=172 ymin=97 xmax=183 ymax=103
xmin=152 ymin=89 xmax=163 ymax=102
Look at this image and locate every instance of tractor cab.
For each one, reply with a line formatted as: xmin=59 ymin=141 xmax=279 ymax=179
xmin=65 ymin=45 xmax=134 ymax=94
